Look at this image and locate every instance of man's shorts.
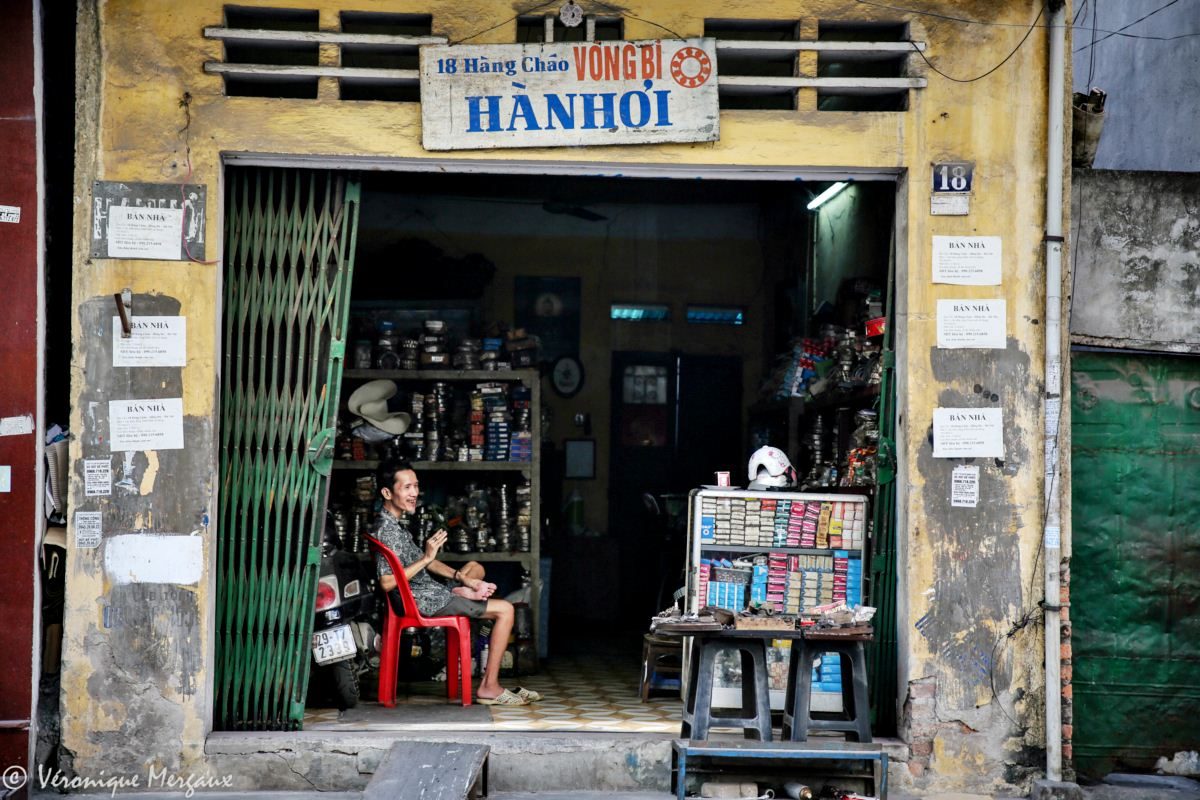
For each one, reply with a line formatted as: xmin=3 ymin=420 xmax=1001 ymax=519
xmin=431 ymin=595 xmax=488 ymax=619
xmin=387 ymin=589 xmax=487 ymax=619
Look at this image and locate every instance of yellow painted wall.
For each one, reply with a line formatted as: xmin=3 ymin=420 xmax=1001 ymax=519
xmin=64 ymin=0 xmax=1069 ymax=793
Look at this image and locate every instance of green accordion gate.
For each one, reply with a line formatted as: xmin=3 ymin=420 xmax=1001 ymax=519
xmin=216 ymin=168 xmax=361 ymax=730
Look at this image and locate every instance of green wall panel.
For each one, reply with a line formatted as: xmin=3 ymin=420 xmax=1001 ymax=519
xmin=1071 ymin=351 xmax=1200 ymax=778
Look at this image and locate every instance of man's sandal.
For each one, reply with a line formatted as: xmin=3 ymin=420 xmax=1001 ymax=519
xmin=513 ymin=687 xmax=543 ymax=702
xmin=477 ymin=689 xmax=527 ymax=706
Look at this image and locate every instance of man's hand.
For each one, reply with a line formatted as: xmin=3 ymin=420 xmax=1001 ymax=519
xmin=423 ymin=529 xmax=448 ymax=560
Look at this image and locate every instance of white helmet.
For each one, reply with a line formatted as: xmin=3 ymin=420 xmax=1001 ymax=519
xmin=747 ymin=446 xmax=797 ymax=490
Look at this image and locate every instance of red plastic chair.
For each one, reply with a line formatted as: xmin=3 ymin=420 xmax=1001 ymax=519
xmin=366 ymin=535 xmax=473 ymax=707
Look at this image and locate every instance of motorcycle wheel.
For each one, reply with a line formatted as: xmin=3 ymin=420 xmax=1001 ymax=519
xmin=331 ymin=660 xmax=359 ymax=710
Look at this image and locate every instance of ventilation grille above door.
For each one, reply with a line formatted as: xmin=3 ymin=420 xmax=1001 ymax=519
xmin=205 ymin=7 xmax=444 ymax=101
xmin=706 ymin=18 xmax=926 ymax=111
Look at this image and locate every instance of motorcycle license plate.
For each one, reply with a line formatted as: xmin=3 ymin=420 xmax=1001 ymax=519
xmin=312 ymin=624 xmax=356 ymax=665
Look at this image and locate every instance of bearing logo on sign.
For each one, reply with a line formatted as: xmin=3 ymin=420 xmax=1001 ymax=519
xmin=420 ymin=38 xmax=720 ymax=151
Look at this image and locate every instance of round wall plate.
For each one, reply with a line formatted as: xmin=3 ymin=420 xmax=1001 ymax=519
xmin=551 ymin=355 xmax=585 ymax=398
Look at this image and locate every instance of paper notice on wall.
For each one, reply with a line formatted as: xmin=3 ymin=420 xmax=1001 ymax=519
xmin=75 ymin=511 xmax=102 ymax=549
xmin=112 ymin=316 xmax=187 ymax=367
xmin=951 ymin=465 xmax=980 ymax=508
xmin=0 ymin=414 xmax=34 ymax=436
xmin=0 ymin=205 xmax=21 ymax=224
xmin=932 ymin=235 xmax=1002 ymax=285
xmin=84 ymin=458 xmax=112 ymax=496
xmin=104 ymin=533 xmax=203 ymax=585
xmin=106 ymin=205 xmax=184 ymax=260
xmin=109 ymin=398 xmax=184 ymax=452
xmin=0 ymin=465 xmax=10 ymax=493
xmin=936 ymin=299 xmax=1007 ymax=349
xmin=1044 ymin=525 xmax=1061 ymax=549
xmin=933 ymin=407 xmax=1005 ymax=458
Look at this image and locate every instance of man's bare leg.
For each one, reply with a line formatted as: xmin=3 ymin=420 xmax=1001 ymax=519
xmin=476 ymin=598 xmax=515 ymax=700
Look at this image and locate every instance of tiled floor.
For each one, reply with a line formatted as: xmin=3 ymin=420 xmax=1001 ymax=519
xmin=304 ymin=644 xmax=682 ymax=733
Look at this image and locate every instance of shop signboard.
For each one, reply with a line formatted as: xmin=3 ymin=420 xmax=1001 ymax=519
xmin=420 ymin=38 xmax=720 ymax=150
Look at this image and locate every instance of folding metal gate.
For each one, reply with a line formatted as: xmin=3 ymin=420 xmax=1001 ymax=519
xmin=866 ymin=233 xmax=899 ymax=734
xmin=215 ymin=168 xmax=360 ymax=730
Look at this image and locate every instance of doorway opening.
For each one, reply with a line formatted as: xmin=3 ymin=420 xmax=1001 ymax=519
xmin=214 ymin=163 xmax=902 ymax=736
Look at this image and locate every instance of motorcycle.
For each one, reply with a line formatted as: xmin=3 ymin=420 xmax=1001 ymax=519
xmin=309 ymin=518 xmax=381 ymax=709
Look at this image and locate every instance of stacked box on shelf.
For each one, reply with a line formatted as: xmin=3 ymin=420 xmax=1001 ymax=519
xmin=713 ymin=497 xmax=733 ymax=545
xmin=750 ymin=561 xmax=769 ymax=606
xmin=784 ymin=553 xmax=835 ymax=614
xmin=708 ymin=561 xmax=749 ymax=612
xmin=768 ymin=499 xmax=788 ymax=547
xmin=814 ymin=653 xmax=843 ymax=693
xmin=816 ymin=504 xmax=832 ymax=548
xmin=481 ymin=386 xmax=511 ymax=461
xmin=801 ymin=503 xmax=819 ymax=547
xmin=833 ymin=552 xmax=849 ymax=604
xmin=468 ymin=391 xmax=486 ymax=460
xmin=766 ymin=553 xmax=788 ymax=611
xmin=846 ymin=552 xmax=863 ymax=605
xmin=786 ymin=502 xmax=803 ymax=547
xmin=697 ymin=559 xmax=711 ymax=611
xmin=844 ymin=500 xmax=867 ymax=550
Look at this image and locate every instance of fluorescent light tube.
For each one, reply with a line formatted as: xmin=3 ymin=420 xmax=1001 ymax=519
xmin=806 ymin=181 xmax=849 ymax=211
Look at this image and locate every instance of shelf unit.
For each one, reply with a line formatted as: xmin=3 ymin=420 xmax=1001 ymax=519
xmin=337 ymin=368 xmax=542 ymax=650
xmin=696 ymin=544 xmax=861 ymax=557
xmin=685 ymin=488 xmax=871 ymax=714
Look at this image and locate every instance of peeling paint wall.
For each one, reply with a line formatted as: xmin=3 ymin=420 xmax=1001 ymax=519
xmin=62 ymin=0 xmax=1068 ymax=793
xmin=1070 ymin=169 xmax=1200 ymax=354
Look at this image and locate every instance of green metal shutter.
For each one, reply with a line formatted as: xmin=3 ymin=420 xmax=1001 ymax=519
xmin=215 ymin=168 xmax=361 ymax=730
xmin=1071 ymin=351 xmax=1200 ymax=777
xmin=866 ymin=235 xmax=899 ymax=734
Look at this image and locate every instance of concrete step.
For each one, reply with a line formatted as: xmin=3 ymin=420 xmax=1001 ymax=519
xmin=491 ymin=793 xmax=673 ymax=799
xmin=206 ymin=730 xmax=676 ymax=793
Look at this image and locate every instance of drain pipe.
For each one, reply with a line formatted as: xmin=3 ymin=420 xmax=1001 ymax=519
xmin=1042 ymin=0 xmax=1067 ymax=783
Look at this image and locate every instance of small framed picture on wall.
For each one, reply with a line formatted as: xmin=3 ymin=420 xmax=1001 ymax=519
xmin=564 ymin=438 xmax=596 ymax=480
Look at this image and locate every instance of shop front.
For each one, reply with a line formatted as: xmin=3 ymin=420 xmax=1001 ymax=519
xmin=57 ymin=1 xmax=1070 ymax=795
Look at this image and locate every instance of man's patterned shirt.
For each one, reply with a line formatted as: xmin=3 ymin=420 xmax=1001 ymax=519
xmin=373 ymin=509 xmax=451 ymax=616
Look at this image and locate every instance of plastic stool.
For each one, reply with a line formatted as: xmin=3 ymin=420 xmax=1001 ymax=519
xmin=681 ymin=634 xmax=773 ymax=741
xmin=782 ymin=637 xmax=871 ymax=742
xmin=641 ymin=633 xmax=683 ymax=702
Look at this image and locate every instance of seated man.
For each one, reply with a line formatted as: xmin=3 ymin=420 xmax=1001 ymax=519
xmin=372 ymin=458 xmax=538 ymax=706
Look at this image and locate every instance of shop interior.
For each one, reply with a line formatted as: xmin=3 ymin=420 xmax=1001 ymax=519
xmin=297 ymin=168 xmax=897 ymax=732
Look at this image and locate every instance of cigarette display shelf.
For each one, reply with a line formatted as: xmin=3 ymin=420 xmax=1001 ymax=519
xmin=684 ymin=488 xmax=871 ymax=714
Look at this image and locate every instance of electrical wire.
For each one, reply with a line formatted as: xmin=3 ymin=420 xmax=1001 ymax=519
xmin=856 ymin=0 xmax=1200 ymax=42
xmin=177 ymin=93 xmax=219 ymax=265
xmin=1073 ymin=0 xmax=1183 ymax=52
xmin=907 ymin=4 xmax=1046 ymax=83
xmin=1072 ymin=0 xmax=1089 ymax=26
